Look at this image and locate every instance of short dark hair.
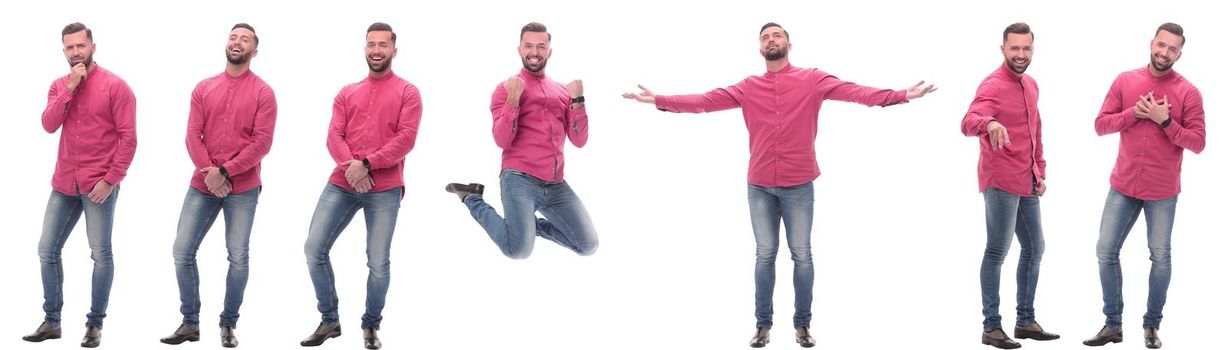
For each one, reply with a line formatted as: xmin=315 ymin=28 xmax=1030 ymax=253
xmin=62 ymin=22 xmax=92 ymax=41
xmin=1002 ymin=22 xmax=1033 ymax=42
xmin=760 ymin=22 xmax=789 ymax=39
xmin=367 ymin=22 xmax=396 ymax=43
xmin=1155 ymin=22 xmax=1185 ymax=46
xmin=520 ymin=22 xmax=551 ymax=41
xmin=232 ymin=23 xmax=259 ymax=48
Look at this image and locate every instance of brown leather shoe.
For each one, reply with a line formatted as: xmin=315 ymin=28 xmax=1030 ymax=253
xmin=80 ymin=326 xmax=102 ymax=348
xmin=795 ymin=326 xmax=815 ymax=348
xmin=1144 ymin=327 xmax=1161 ymax=349
xmin=160 ymin=324 xmax=200 ymax=345
xmin=363 ymin=327 xmax=382 ymax=349
xmin=300 ymin=322 xmax=341 ymax=347
xmin=1015 ymin=321 xmax=1060 ymax=341
xmin=1082 ymin=325 xmax=1123 ymax=346
xmin=445 ymin=183 xmax=485 ymax=201
xmin=21 ymin=322 xmax=61 ymax=342
xmin=982 ymin=327 xmax=1021 ymax=349
xmin=221 ymin=326 xmax=239 ymax=348
xmin=749 ymin=326 xmax=769 ymax=348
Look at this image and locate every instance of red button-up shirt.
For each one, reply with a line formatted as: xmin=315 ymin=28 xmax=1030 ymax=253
xmin=41 ymin=65 xmax=137 ymax=195
xmin=186 ymin=70 xmax=277 ymax=195
xmin=655 ymin=64 xmax=907 ymax=187
xmin=327 ymin=71 xmax=422 ymax=193
xmin=1095 ymin=67 xmax=1205 ymax=200
xmin=961 ymin=64 xmax=1046 ymax=196
xmin=490 ymin=69 xmax=589 ymax=182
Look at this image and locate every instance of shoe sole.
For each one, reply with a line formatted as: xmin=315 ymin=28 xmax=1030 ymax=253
xmin=160 ymin=336 xmax=200 ymax=345
xmin=981 ymin=339 xmax=1022 ymax=349
xmin=300 ymin=332 xmax=342 ymax=347
xmin=1014 ymin=332 xmax=1061 ymax=341
xmin=23 ymin=334 xmax=62 ymax=342
xmin=1082 ymin=338 xmax=1123 ymax=346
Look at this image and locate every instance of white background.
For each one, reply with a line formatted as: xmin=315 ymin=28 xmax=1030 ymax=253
xmin=1 ymin=0 xmax=1223 ymax=349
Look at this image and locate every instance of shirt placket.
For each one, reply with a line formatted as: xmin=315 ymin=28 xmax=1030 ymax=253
xmin=772 ymin=78 xmax=782 ymax=185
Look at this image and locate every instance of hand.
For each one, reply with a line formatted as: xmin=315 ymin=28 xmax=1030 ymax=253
xmin=986 ymin=120 xmax=1011 ymax=150
xmin=504 ymin=75 xmax=525 ymax=107
xmin=1146 ymin=94 xmax=1170 ymax=124
xmin=905 ymin=80 xmax=938 ymax=100
xmin=566 ymin=79 xmax=584 ymax=98
xmin=353 ymin=176 xmax=374 ymax=193
xmin=621 ymin=84 xmax=656 ymax=104
xmin=341 ymin=160 xmax=369 ymax=187
xmin=1132 ymin=94 xmax=1152 ymax=119
xmin=88 ymin=180 xmax=113 ymax=204
xmin=1035 ymin=179 xmax=1047 ymax=196
xmin=67 ymin=63 xmax=87 ymax=93
xmin=212 ymin=180 xmax=233 ymax=198
xmin=200 ymin=166 xmax=228 ymax=193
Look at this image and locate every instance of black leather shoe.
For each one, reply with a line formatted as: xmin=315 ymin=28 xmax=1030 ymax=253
xmin=1015 ymin=321 xmax=1060 ymax=341
xmin=749 ymin=326 xmax=769 ymax=348
xmin=160 ymin=324 xmax=200 ymax=345
xmin=363 ymin=327 xmax=382 ymax=349
xmin=1144 ymin=327 xmax=1161 ymax=349
xmin=221 ymin=326 xmax=239 ymax=348
xmin=982 ymin=327 xmax=1021 ymax=349
xmin=445 ymin=183 xmax=484 ymax=201
xmin=300 ymin=322 xmax=341 ymax=347
xmin=1082 ymin=325 xmax=1123 ymax=346
xmin=795 ymin=326 xmax=815 ymax=348
xmin=22 ymin=322 xmax=61 ymax=342
xmin=80 ymin=326 xmax=102 ymax=348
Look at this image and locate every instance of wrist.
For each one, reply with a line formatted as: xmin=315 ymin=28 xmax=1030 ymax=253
xmin=362 ymin=158 xmax=371 ymax=170
xmin=218 ymin=166 xmax=229 ymax=178
xmin=1160 ymin=116 xmax=1173 ymax=128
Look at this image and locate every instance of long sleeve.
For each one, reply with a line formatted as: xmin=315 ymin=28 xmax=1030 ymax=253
xmin=1035 ymin=109 xmax=1046 ymax=179
xmin=490 ymin=85 xmax=520 ymax=149
xmin=1162 ymin=89 xmax=1206 ymax=154
xmin=654 ymin=84 xmax=744 ymax=113
xmin=962 ymin=82 xmax=1001 ymax=136
xmin=820 ymin=76 xmax=907 ymax=107
xmin=366 ymin=84 xmax=422 ymax=169
xmin=565 ymin=103 xmax=588 ymax=148
xmin=42 ymin=80 xmax=72 ymax=133
xmin=185 ymin=83 xmax=213 ymax=170
xmin=326 ymin=92 xmax=355 ymax=165
xmin=222 ymin=85 xmax=278 ymax=175
xmin=103 ymin=82 xmax=137 ymax=186
xmin=1095 ymin=76 xmax=1140 ymax=136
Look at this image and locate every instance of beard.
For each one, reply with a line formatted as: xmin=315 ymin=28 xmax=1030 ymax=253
xmin=1006 ymin=58 xmax=1030 ymax=74
xmin=762 ymin=46 xmax=788 ymax=61
xmin=67 ymin=53 xmax=93 ymax=68
xmin=1150 ymin=53 xmax=1174 ymax=72
xmin=367 ymin=55 xmax=391 ymax=73
xmin=226 ymin=48 xmax=253 ymax=65
xmin=522 ymin=55 xmax=547 ymax=73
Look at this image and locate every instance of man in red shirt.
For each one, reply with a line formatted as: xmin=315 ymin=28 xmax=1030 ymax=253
xmin=623 ymin=22 xmax=935 ymax=348
xmin=446 ymin=22 xmax=598 ymax=260
xmin=1083 ymin=23 xmax=1205 ymax=350
xmin=159 ymin=23 xmax=276 ymax=349
xmin=24 ymin=22 xmax=137 ymax=349
xmin=301 ymin=22 xmax=422 ymax=350
xmin=961 ymin=23 xmax=1060 ymax=349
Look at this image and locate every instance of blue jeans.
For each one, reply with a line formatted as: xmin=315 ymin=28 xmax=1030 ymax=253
xmin=1096 ymin=188 xmax=1177 ymax=330
xmin=462 ymin=169 xmax=598 ymax=259
xmin=173 ymin=187 xmax=260 ymax=328
xmin=38 ymin=187 xmax=119 ymax=328
xmin=979 ymin=187 xmax=1045 ymax=331
xmin=748 ymin=182 xmax=814 ymax=329
xmin=304 ymin=184 xmax=402 ymax=330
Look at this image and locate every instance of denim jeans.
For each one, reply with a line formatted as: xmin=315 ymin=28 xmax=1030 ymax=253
xmin=748 ymin=182 xmax=814 ymax=329
xmin=304 ymin=184 xmax=402 ymax=330
xmin=1096 ymin=188 xmax=1177 ymax=330
xmin=462 ymin=169 xmax=598 ymax=259
xmin=979 ymin=187 xmax=1046 ymax=331
xmin=38 ymin=187 xmax=119 ymax=328
xmin=173 ymin=187 xmax=260 ymax=328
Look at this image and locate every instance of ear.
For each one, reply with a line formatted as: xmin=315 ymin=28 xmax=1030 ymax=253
xmin=250 ymin=48 xmax=259 ymax=59
xmin=545 ymin=47 xmax=553 ymax=59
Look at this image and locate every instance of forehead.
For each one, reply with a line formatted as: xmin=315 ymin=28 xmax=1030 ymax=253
xmin=1154 ymin=30 xmax=1182 ymax=47
xmin=1004 ymin=32 xmax=1033 ymax=45
xmin=366 ymin=30 xmax=393 ymax=42
xmin=230 ymin=27 xmax=255 ymax=37
xmin=760 ymin=27 xmax=785 ymax=37
xmin=520 ymin=31 xmax=549 ymax=44
xmin=62 ymin=31 xmax=90 ymax=44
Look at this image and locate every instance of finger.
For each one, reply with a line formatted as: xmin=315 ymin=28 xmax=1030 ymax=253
xmin=637 ymin=84 xmax=650 ymax=93
xmin=912 ymin=80 xmax=924 ymax=89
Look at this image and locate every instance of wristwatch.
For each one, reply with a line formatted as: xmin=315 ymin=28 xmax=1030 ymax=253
xmin=219 ymin=166 xmax=229 ymax=178
xmin=570 ymin=95 xmax=585 ymax=104
xmin=362 ymin=158 xmax=371 ymax=169
xmin=1160 ymin=117 xmax=1173 ymax=128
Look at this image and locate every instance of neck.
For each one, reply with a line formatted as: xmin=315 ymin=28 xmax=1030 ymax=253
xmin=766 ymin=58 xmax=789 ymax=73
xmin=526 ymin=68 xmax=545 ymax=76
xmin=225 ymin=63 xmax=249 ymax=78
xmin=1148 ymin=64 xmax=1173 ymax=78
xmin=85 ymin=62 xmax=96 ymax=74
xmin=369 ymin=69 xmax=391 ymax=79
